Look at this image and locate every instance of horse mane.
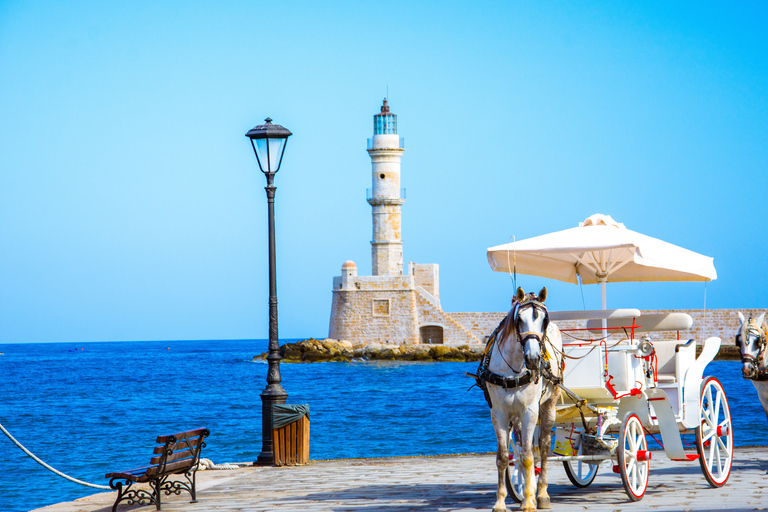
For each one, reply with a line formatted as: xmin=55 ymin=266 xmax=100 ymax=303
xmin=497 ymin=309 xmax=515 ymax=344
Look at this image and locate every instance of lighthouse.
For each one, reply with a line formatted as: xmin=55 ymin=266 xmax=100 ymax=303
xmin=329 ymin=99 xmax=483 ymax=347
xmin=367 ymin=99 xmax=405 ymax=276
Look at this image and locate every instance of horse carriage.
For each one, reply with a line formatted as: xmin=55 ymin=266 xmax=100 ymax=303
xmin=502 ymin=307 xmax=733 ymax=504
xmin=480 ymin=215 xmax=726 ymax=510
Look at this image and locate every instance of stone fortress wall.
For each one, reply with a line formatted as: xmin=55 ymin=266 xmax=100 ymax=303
xmin=330 ymin=286 xmax=764 ymax=347
xmin=329 ymin=261 xmax=485 ymax=346
xmin=447 ymin=308 xmax=765 ymax=346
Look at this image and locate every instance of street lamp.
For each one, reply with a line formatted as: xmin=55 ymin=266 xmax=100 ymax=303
xmin=246 ymin=117 xmax=292 ymax=465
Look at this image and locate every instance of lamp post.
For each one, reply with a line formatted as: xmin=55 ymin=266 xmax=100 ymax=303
xmin=246 ymin=117 xmax=292 ymax=465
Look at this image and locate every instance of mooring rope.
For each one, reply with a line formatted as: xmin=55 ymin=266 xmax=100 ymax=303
xmin=0 ymin=420 xmax=111 ymax=490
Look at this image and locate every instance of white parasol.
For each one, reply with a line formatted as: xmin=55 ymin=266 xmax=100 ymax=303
xmin=487 ymin=214 xmax=716 ymax=310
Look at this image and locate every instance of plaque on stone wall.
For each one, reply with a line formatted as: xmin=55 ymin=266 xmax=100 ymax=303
xmin=372 ymin=299 xmax=390 ymax=316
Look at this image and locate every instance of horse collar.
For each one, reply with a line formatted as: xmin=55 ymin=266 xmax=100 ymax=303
xmin=479 ymin=368 xmax=534 ymax=390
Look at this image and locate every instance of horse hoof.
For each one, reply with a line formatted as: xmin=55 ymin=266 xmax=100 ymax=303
xmin=491 ymin=506 xmax=507 ymax=512
xmin=537 ymin=496 xmax=551 ymax=509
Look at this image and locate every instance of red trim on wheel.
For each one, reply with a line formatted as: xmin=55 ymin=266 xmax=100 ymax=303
xmin=618 ymin=412 xmax=649 ymax=502
xmin=696 ymin=376 xmax=733 ymax=487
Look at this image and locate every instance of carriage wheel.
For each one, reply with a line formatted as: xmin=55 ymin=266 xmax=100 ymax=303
xmin=563 ymin=444 xmax=598 ymax=487
xmin=695 ymin=376 xmax=733 ymax=487
xmin=618 ymin=412 xmax=649 ymax=501
xmin=504 ymin=428 xmax=537 ymax=503
xmin=562 ymin=428 xmax=598 ymax=487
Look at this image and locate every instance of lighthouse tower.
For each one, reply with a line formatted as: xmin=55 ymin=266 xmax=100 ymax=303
xmin=368 ymin=99 xmax=405 ymax=276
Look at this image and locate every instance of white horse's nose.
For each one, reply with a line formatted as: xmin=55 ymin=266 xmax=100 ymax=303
xmin=742 ymin=362 xmax=756 ymax=378
xmin=523 ymin=337 xmax=541 ymax=370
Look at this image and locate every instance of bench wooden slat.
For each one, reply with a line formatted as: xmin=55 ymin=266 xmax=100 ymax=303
xmin=151 ymin=448 xmax=195 ymax=465
xmin=153 ymin=435 xmax=204 ymax=455
xmin=105 ymin=465 xmax=153 ymax=479
xmin=156 ymin=427 xmax=208 ymax=444
xmin=105 ymin=471 xmax=154 ymax=483
xmin=145 ymin=458 xmax=197 ymax=477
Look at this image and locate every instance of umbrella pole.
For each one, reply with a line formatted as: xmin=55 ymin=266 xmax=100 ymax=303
xmin=600 ymin=277 xmax=607 ymax=330
xmin=601 ymin=280 xmax=607 ymax=310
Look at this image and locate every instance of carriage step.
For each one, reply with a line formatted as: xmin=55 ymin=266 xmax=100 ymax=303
xmin=671 ymin=454 xmax=700 ymax=461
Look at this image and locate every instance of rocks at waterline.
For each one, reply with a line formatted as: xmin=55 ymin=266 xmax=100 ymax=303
xmin=252 ymin=339 xmax=741 ymax=363
xmin=252 ymin=338 xmax=484 ymax=363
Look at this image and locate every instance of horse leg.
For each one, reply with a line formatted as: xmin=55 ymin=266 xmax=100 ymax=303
xmin=491 ymin=411 xmax=510 ymax=512
xmin=536 ymin=391 xmax=557 ymax=509
xmin=520 ymin=409 xmax=538 ymax=512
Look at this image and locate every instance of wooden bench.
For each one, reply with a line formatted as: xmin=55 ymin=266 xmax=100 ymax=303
xmin=106 ymin=428 xmax=210 ymax=512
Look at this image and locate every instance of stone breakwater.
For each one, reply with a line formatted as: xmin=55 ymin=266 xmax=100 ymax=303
xmin=252 ymin=338 xmax=485 ymax=363
xmin=252 ymin=339 xmax=741 ymax=363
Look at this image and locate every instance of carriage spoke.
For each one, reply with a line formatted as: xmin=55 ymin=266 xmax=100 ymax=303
xmin=715 ymin=440 xmax=724 ymax=475
xmin=714 ymin=391 xmax=722 ymax=422
xmin=716 ymin=434 xmax=727 ymax=451
xmin=716 ymin=436 xmax=729 ymax=470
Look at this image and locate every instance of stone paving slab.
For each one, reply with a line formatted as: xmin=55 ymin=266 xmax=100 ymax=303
xmin=33 ymin=447 xmax=768 ymax=512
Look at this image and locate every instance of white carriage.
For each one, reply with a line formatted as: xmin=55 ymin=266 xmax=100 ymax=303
xmin=505 ymin=309 xmax=733 ymax=502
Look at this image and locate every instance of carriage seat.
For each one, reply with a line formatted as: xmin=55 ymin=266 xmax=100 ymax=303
xmin=654 ymin=339 xmax=695 ymax=384
xmin=585 ymin=313 xmax=695 ymax=384
xmin=584 ymin=312 xmax=693 ymax=336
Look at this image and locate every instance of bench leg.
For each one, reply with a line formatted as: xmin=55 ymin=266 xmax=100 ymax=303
xmin=190 ymin=469 xmax=198 ymax=503
xmin=156 ymin=470 xmax=199 ymax=504
xmin=151 ymin=478 xmax=163 ymax=511
xmin=109 ymin=478 xmax=158 ymax=512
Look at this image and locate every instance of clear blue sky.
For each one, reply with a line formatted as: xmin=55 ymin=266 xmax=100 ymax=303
xmin=1 ymin=1 xmax=766 ymax=343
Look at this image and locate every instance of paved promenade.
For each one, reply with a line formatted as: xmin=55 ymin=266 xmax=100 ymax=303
xmin=35 ymin=447 xmax=767 ymax=512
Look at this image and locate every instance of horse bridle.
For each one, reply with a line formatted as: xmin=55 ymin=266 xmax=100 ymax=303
xmin=514 ymin=298 xmax=550 ymax=347
xmin=736 ymin=320 xmax=768 ymax=380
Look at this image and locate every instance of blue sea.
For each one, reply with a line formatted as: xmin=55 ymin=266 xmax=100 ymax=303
xmin=0 ymin=340 xmax=765 ymax=512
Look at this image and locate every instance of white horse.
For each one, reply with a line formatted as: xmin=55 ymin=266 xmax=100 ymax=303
xmin=477 ymin=287 xmax=562 ymax=512
xmin=736 ymin=311 xmax=768 ymax=422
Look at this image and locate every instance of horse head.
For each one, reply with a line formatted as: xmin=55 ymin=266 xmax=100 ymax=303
xmin=737 ymin=311 xmax=767 ymax=379
xmin=515 ymin=286 xmax=549 ymax=377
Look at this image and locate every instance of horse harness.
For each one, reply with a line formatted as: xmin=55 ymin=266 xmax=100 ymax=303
xmin=472 ymin=297 xmax=561 ymax=408
xmin=736 ymin=319 xmax=768 ymax=381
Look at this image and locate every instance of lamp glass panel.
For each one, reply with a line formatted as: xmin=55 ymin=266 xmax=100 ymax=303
xmin=267 ymin=138 xmax=287 ymax=172
xmin=254 ymin=137 xmax=287 ymax=173
xmin=254 ymin=138 xmax=269 ymax=171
